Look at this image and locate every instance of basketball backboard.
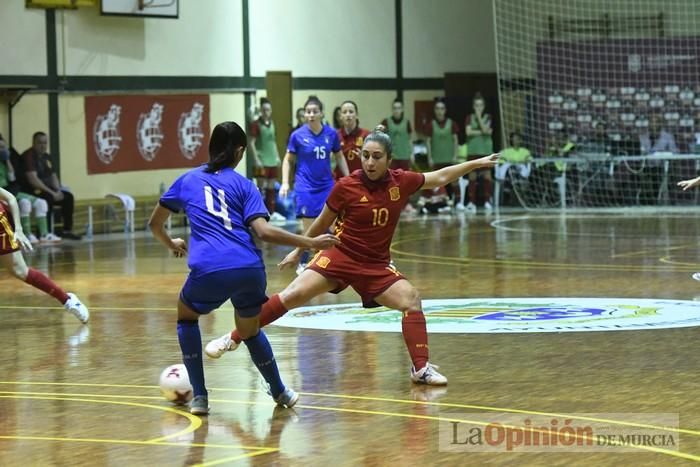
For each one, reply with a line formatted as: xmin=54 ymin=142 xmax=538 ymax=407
xmin=100 ymin=0 xmax=178 ymax=18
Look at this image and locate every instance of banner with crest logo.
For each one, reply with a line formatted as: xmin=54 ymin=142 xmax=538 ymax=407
xmin=85 ymin=94 xmax=210 ymax=174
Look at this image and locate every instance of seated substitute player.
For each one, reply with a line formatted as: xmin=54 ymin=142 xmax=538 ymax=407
xmin=206 ymin=126 xmax=499 ymax=385
xmin=149 ymin=121 xmax=339 ymax=415
xmin=0 ymin=186 xmax=88 ymax=323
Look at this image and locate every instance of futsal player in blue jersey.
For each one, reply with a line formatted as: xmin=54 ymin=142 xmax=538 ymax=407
xmin=282 ymin=95 xmax=349 ymax=273
xmin=149 ymin=121 xmax=340 ymax=415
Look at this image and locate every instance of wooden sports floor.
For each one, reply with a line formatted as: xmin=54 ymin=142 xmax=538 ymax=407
xmin=1 ymin=212 xmax=700 ymax=466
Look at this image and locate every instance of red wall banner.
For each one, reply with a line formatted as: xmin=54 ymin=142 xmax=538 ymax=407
xmin=85 ymin=94 xmax=210 ymax=174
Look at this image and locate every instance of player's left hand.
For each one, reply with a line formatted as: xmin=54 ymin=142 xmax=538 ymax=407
xmin=278 ymin=248 xmax=302 ymax=270
xmin=170 ymin=238 xmax=188 ymax=258
xmin=13 ymin=230 xmax=33 ymax=252
xmin=310 ymin=233 xmax=340 ymax=250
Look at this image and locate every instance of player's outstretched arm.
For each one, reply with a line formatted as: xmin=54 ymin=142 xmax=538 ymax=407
xmin=422 ymin=153 xmax=499 ymax=190
xmin=678 ymin=176 xmax=700 ymax=191
xmin=148 ymin=204 xmax=188 ymax=257
xmin=249 ymin=213 xmax=339 ymax=250
xmin=0 ymin=187 xmax=32 ymax=252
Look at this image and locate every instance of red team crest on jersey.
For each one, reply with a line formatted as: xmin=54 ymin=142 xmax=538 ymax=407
xmin=389 ymin=187 xmax=401 ymax=201
xmin=315 ymin=256 xmax=331 ymax=269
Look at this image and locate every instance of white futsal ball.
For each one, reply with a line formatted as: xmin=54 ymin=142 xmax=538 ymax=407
xmin=159 ymin=364 xmax=193 ymax=404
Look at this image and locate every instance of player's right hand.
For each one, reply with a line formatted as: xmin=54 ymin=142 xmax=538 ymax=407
xmin=13 ymin=230 xmax=33 ymax=252
xmin=310 ymin=233 xmax=340 ymax=250
xmin=678 ymin=177 xmax=700 ymax=191
xmin=170 ymin=238 xmax=188 ymax=258
xmin=475 ymin=153 xmax=500 ymax=169
xmin=278 ymin=248 xmax=302 ymax=270
xmin=279 ymin=183 xmax=290 ymax=198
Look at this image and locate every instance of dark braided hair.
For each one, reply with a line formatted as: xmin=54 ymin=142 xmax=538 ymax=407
xmin=205 ymin=121 xmax=247 ymax=173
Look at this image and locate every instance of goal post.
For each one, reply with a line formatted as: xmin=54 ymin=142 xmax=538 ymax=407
xmin=493 ymin=0 xmax=700 ymax=209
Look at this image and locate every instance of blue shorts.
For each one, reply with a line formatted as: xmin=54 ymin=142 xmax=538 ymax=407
xmin=295 ymin=186 xmax=332 ymax=218
xmin=180 ymin=267 xmax=267 ymax=317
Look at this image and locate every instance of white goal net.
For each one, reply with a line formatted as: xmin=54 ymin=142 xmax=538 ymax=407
xmin=493 ymin=0 xmax=700 ymax=209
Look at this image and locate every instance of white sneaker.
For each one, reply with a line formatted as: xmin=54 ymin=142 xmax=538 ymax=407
xmin=28 ymin=234 xmax=39 ymax=244
xmin=274 ymin=387 xmax=299 ymax=408
xmin=484 ymin=201 xmax=493 ymax=212
xmin=295 ymin=262 xmax=307 ymax=276
xmin=40 ymin=233 xmax=62 ymax=243
xmin=270 ymin=212 xmax=286 ymax=223
xmin=465 ymin=202 xmax=477 ymax=214
xmin=64 ymin=292 xmax=89 ymax=324
xmin=437 ymin=205 xmax=452 ymax=214
xmin=455 ymin=203 xmax=465 ymax=211
xmin=692 ymin=272 xmax=700 ymax=281
xmin=410 ymin=362 xmax=448 ymax=386
xmin=205 ymin=333 xmax=239 ymax=359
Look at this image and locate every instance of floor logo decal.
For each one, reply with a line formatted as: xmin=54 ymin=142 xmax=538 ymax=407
xmin=274 ymin=298 xmax=700 ymax=333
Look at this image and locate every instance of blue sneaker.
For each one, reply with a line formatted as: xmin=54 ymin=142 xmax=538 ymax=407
xmin=190 ymin=395 xmax=210 ymax=415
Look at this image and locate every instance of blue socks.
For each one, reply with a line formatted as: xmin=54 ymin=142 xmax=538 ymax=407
xmin=243 ymin=331 xmax=285 ymax=398
xmin=177 ymin=320 xmax=207 ymax=397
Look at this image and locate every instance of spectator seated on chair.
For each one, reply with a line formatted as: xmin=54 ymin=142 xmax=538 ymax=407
xmin=0 ymin=134 xmax=60 ymax=244
xmin=18 ymin=131 xmax=81 ymax=240
xmin=639 ymin=114 xmax=679 ymax=155
xmin=496 ymin=131 xmax=532 ymax=181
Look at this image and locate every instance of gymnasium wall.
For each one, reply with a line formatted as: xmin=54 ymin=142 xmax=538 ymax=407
xmin=249 ymin=0 xmax=396 ymax=78
xmin=55 ymin=0 xmax=243 ymax=77
xmin=1 ymin=2 xmax=47 ymax=76
xmin=403 ymin=0 xmax=497 ymax=77
xmin=0 ymin=94 xmax=50 ymax=153
xmin=0 ymin=0 xmax=492 ymax=199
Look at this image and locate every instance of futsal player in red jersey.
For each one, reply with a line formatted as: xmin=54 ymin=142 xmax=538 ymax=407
xmin=335 ymin=100 xmax=370 ymax=178
xmin=207 ymin=126 xmax=498 ymax=385
xmin=0 ymin=186 xmax=89 ymax=323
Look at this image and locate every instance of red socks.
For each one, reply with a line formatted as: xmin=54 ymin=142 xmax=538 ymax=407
xmin=231 ymin=294 xmax=288 ymax=344
xmin=24 ymin=268 xmax=69 ymax=304
xmin=401 ymin=310 xmax=429 ymax=370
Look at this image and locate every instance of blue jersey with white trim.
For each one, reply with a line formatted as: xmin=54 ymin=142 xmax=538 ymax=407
xmin=160 ymin=165 xmax=268 ymax=275
xmin=287 ymin=124 xmax=341 ymax=192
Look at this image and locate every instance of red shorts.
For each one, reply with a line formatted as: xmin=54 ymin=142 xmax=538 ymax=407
xmin=255 ymin=166 xmax=279 ymax=179
xmin=307 ymin=247 xmax=406 ymax=308
xmin=0 ymin=203 xmax=20 ymax=256
xmin=390 ymin=159 xmax=411 ymax=170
